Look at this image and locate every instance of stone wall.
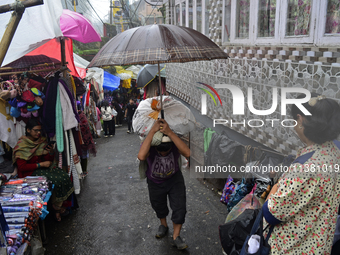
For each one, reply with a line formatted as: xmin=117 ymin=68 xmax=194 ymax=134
xmin=165 ymin=1 xmax=340 ymax=155
xmin=166 ymin=53 xmax=340 ymax=155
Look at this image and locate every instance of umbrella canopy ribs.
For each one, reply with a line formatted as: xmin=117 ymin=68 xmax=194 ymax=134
xmin=88 ymin=24 xmax=228 ymax=118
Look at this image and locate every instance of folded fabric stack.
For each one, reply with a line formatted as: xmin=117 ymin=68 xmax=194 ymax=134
xmin=0 ymin=176 xmax=52 ymax=254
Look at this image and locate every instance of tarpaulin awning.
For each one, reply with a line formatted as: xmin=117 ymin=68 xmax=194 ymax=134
xmin=126 ymin=65 xmax=143 ymax=79
xmin=0 ymin=0 xmax=63 ymax=66
xmin=26 ymin=38 xmax=79 ymax=77
xmin=3 ymin=55 xmax=60 ymax=69
xmin=103 ymin=71 xmax=120 ymax=91
xmin=86 ymin=67 xmax=104 ymax=101
xmin=73 ymin=53 xmax=90 ymax=79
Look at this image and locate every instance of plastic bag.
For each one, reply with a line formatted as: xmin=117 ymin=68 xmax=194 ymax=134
xmin=226 ymin=184 xmax=261 ymax=222
xmin=132 ymin=96 xmax=196 ymax=137
xmin=205 ymin=131 xmax=245 ymax=168
xmin=219 ymin=208 xmax=260 ymax=255
xmin=227 ymin=178 xmax=253 ymax=212
xmin=220 ymin=175 xmax=235 ymax=205
xmin=254 ymin=179 xmax=271 ymax=198
xmin=111 ymin=108 xmax=117 ymax=117
xmin=244 ymin=161 xmax=272 ymax=199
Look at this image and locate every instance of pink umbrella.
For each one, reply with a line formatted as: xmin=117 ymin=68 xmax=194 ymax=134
xmin=60 ymin=9 xmax=101 ymax=44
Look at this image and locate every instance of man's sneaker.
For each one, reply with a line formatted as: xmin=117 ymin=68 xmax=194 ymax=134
xmin=104 ymin=135 xmax=108 ymax=138
xmin=172 ymin=236 xmax=188 ymax=250
xmin=110 ymin=135 xmax=113 ymax=137
xmin=115 ymin=125 xmax=118 ymax=127
xmin=155 ymin=225 xmax=168 ymax=238
xmin=127 ymin=130 xmax=131 ymax=134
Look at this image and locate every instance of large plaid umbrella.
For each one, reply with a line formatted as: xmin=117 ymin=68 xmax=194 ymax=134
xmin=88 ymin=24 xmax=228 ymax=117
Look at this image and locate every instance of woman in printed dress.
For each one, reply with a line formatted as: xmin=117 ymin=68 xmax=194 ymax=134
xmin=264 ymin=93 xmax=340 ymax=254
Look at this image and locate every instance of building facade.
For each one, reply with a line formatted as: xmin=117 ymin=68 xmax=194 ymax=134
xmin=165 ymin=0 xmax=340 ymax=156
xmin=137 ymin=0 xmax=164 ymax=25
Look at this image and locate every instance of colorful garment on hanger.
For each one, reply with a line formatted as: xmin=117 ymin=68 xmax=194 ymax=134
xmin=58 ymin=82 xmax=78 ymax=131
xmin=55 ymin=85 xmax=64 ymax=153
xmin=86 ymin=83 xmax=91 ymax=107
xmin=58 ymin=79 xmax=80 ymax=122
xmin=42 ymin=72 xmax=59 ymax=137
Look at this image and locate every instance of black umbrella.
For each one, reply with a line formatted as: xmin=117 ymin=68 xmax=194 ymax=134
xmin=136 ymin=64 xmax=166 ymax=88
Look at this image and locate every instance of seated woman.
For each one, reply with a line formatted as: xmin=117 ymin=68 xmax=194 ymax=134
xmin=264 ymin=93 xmax=340 ymax=254
xmin=13 ymin=119 xmax=74 ymax=221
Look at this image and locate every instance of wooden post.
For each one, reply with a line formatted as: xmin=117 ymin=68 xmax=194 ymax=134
xmin=0 ymin=0 xmax=44 ymax=66
xmin=60 ymin=37 xmax=68 ymax=77
xmin=0 ymin=0 xmax=43 ymax=14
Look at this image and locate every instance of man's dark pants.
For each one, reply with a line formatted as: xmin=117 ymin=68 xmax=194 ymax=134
xmin=147 ymin=171 xmax=187 ymax=224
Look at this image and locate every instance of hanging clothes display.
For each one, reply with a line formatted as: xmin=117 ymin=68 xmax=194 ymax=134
xmin=204 ymin=128 xmax=215 ymax=153
xmin=65 ymin=130 xmax=81 ymax=195
xmin=58 ymin=83 xmax=78 ymax=131
xmin=42 ymin=72 xmax=60 ymax=137
xmin=55 ymin=85 xmax=64 ymax=153
xmin=78 ymin=110 xmax=97 ymax=157
xmin=0 ymin=99 xmax=17 ymax=148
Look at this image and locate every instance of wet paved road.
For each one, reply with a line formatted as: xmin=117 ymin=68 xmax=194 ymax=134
xmin=44 ymin=126 xmax=227 ymax=255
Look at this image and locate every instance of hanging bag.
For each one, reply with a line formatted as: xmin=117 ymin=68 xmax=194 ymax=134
xmin=8 ymin=82 xmax=17 ymax=99
xmin=0 ymin=82 xmax=11 ymax=100
xmin=227 ymin=178 xmax=253 ymax=212
xmin=203 ymin=128 xmax=215 ymax=152
xmin=220 ymin=175 xmax=236 ymax=205
xmin=226 ymin=184 xmax=261 ymax=222
xmin=219 ymin=208 xmax=260 ymax=254
xmin=240 ymin=209 xmax=274 ymax=255
xmin=1 ymin=81 xmax=18 ymax=99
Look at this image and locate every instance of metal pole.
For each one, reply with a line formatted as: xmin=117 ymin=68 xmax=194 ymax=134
xmin=158 ymin=62 xmax=164 ymax=119
xmin=110 ymin=0 xmax=113 ymax=24
xmin=0 ymin=0 xmax=44 ymax=66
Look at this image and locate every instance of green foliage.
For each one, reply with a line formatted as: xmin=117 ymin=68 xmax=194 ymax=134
xmin=82 ymin=49 xmax=100 ymax=55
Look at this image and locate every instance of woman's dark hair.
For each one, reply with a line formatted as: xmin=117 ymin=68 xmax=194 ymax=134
xmin=102 ymin=100 xmax=109 ymax=110
xmin=26 ymin=119 xmax=41 ymax=135
xmin=291 ymin=93 xmax=340 ymax=144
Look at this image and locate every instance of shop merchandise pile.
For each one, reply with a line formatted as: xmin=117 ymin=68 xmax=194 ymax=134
xmin=0 ymin=176 xmax=51 ymax=255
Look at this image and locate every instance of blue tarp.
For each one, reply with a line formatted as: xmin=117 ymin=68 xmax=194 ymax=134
xmin=103 ymin=71 xmax=120 ymax=91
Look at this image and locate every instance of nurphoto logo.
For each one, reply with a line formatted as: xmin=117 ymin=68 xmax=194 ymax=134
xmin=197 ymin=83 xmax=312 ymax=128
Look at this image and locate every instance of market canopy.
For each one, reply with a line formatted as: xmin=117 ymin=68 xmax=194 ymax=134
xmin=103 ymin=71 xmax=120 ymax=91
xmin=125 ymin=65 xmax=143 ymax=79
xmin=3 ymin=55 xmax=60 ymax=69
xmin=0 ymin=0 xmax=63 ymax=66
xmin=73 ymin=53 xmax=90 ymax=79
xmin=26 ymin=38 xmax=79 ymax=77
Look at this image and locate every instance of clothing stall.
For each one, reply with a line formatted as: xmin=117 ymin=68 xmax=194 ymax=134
xmin=0 ymin=1 xmax=101 ymax=252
